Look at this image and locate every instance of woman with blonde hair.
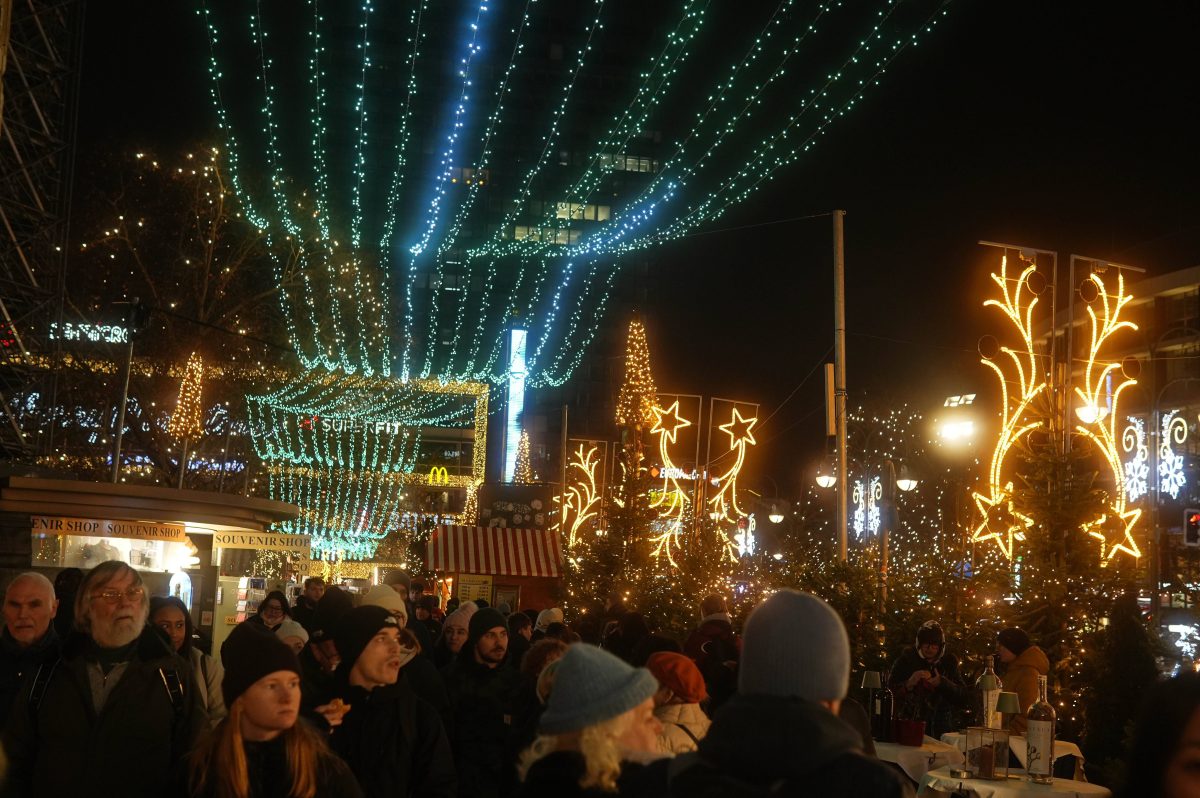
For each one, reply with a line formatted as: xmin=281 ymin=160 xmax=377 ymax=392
xmin=517 ymin=644 xmax=666 ymax=797
xmin=188 ymin=623 xmax=362 ymax=798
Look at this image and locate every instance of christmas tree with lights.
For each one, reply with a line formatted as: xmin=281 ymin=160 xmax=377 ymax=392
xmin=514 ymin=430 xmax=534 ymax=484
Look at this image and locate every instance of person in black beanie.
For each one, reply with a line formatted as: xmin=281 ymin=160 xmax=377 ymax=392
xmin=886 ymin=620 xmax=969 ymax=737
xmin=443 ymin=607 xmax=522 ymax=798
xmin=322 ymin=605 xmax=455 ymax=798
xmin=188 ymin=622 xmax=363 ymax=798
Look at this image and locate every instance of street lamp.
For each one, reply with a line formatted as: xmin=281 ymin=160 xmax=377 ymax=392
xmin=815 ymin=456 xmax=837 ymax=488
xmin=768 ymin=505 xmax=784 ymax=524
xmin=895 ymin=463 xmax=918 ymax=493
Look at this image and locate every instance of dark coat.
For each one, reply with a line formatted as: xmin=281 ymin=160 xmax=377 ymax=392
xmin=2 ymin=627 xmax=207 ymax=798
xmin=328 ymin=674 xmax=456 ymax=798
xmin=291 ymin=596 xmax=319 ymax=634
xmin=668 ymin=694 xmax=913 ymax=798
xmin=517 ymin=750 xmax=667 ymax=798
xmin=683 ymin=617 xmax=740 ymax=712
xmin=0 ymin=627 xmax=59 ymax=727
xmin=887 ymin=645 xmax=970 ymax=737
xmin=442 ymin=653 xmax=522 ymax=798
xmin=405 ymin=653 xmax=452 ymax=731
xmin=192 ymin=733 xmax=365 ymax=798
xmin=299 ymin=644 xmax=336 ymax=720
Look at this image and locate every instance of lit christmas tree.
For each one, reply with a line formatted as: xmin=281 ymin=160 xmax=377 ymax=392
xmin=168 ymin=352 xmax=205 ymax=488
xmin=514 ymin=430 xmax=534 ymax=484
xmin=615 ymin=320 xmax=657 ymax=429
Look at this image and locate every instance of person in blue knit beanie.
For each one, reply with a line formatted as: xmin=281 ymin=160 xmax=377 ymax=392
xmin=669 ymin=590 xmax=914 ymax=798
xmin=516 ymin=644 xmax=667 ymax=797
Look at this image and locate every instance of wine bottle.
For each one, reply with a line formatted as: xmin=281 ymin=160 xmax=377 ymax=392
xmin=1025 ymin=675 xmax=1056 ymax=783
xmin=872 ymin=683 xmax=894 ymax=742
xmin=975 ymin=655 xmax=1003 ymax=728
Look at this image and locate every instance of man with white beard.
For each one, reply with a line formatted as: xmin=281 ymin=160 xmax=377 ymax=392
xmin=2 ymin=560 xmax=206 ymax=797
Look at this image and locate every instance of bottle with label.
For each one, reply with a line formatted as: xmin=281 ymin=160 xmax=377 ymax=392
xmin=872 ymin=683 xmax=894 ymax=742
xmin=1025 ymin=675 xmax=1056 ymax=783
xmin=975 ymin=655 xmax=1003 ymax=728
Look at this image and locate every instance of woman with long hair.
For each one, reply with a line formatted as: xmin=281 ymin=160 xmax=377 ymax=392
xmin=151 ymin=595 xmax=226 ymax=725
xmin=189 ymin=623 xmax=362 ymax=798
xmin=517 ymin=644 xmax=666 ymax=797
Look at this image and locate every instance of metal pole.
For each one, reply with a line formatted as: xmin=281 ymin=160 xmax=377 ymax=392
xmin=177 ymin=437 xmax=189 ymax=489
xmin=1065 ymin=256 xmax=1078 ymax=451
xmin=110 ymin=336 xmax=134 ymax=483
xmin=559 ymin=405 xmax=569 ymax=541
xmin=833 ymin=210 xmax=848 ymax=562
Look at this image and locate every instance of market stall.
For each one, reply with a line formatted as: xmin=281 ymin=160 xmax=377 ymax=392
xmin=425 ymin=524 xmax=564 ymax=610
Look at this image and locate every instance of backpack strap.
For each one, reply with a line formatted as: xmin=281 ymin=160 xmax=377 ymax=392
xmin=158 ymin=666 xmax=186 ymax=722
xmin=672 ymin=721 xmax=701 ymax=746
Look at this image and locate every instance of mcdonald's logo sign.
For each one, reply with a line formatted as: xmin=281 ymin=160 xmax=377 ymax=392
xmin=427 ymin=466 xmax=450 ymax=486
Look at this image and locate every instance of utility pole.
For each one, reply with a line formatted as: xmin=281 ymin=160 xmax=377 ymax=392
xmin=559 ymin=405 xmax=568 ymax=540
xmin=833 ymin=210 xmax=848 ymax=562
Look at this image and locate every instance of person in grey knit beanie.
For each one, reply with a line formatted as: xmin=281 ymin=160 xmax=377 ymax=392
xmin=739 ymin=588 xmax=850 ymax=702
xmin=519 ymin=644 xmax=667 ymax=794
xmin=668 ymin=590 xmax=911 ymax=798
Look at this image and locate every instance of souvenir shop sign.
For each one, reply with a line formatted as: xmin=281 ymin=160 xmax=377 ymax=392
xmin=32 ymin=516 xmax=187 ymax=542
xmin=212 ymin=532 xmax=311 ymax=557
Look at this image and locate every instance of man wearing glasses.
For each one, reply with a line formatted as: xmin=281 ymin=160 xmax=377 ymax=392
xmin=2 ymin=560 xmax=207 ymax=796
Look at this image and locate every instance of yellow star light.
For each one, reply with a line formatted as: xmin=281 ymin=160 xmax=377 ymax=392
xmin=1084 ymin=505 xmax=1142 ymax=562
xmin=971 ymin=486 xmax=1034 ymax=559
xmin=719 ymin=407 xmax=757 ymax=449
xmin=651 ymin=401 xmax=692 ymax=445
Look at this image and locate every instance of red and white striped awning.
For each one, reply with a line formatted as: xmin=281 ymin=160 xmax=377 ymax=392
xmin=426 ymin=525 xmax=565 ymax=578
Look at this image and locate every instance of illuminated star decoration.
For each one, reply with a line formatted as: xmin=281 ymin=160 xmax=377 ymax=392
xmin=1083 ymin=504 xmax=1142 ymax=561
xmin=1071 ymin=270 xmax=1141 ymax=561
xmin=651 ymin=400 xmax=691 ymax=445
xmin=708 ymin=406 xmax=758 ymax=561
xmin=648 ymin=401 xmax=695 ymax=567
xmin=974 ymin=259 xmax=1141 ymax=561
xmin=971 ymin=483 xmax=1034 ymax=559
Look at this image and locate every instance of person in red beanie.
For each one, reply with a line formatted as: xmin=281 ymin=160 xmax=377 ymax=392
xmin=646 ymin=651 xmax=711 ymax=754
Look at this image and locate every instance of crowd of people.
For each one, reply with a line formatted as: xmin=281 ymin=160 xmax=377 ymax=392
xmin=0 ymin=563 xmax=1193 ymax=796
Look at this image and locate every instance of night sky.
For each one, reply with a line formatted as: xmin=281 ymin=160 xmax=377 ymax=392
xmin=78 ymin=1 xmax=1200 ymax=491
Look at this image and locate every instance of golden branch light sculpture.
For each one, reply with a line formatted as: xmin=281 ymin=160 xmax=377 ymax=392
xmin=973 ymin=257 xmax=1141 ymax=562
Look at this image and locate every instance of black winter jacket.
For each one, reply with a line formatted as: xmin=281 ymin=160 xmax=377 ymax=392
xmin=668 ymin=694 xmax=913 ymax=798
xmin=2 ymin=627 xmax=207 ymax=798
xmin=442 ymin=654 xmax=522 ymax=798
xmin=517 ymin=750 xmax=668 ymax=798
xmin=328 ymin=673 xmax=456 ymax=798
xmin=887 ymin=645 xmax=969 ymax=737
xmin=0 ymin=627 xmax=59 ymax=727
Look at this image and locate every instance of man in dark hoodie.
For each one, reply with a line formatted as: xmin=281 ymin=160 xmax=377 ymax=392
xmin=326 ymin=605 xmax=456 ymax=798
xmin=683 ymin=594 xmax=740 ymax=712
xmin=670 ymin=589 xmax=912 ymax=798
xmin=442 ymin=607 xmax=522 ymax=798
xmin=887 ymin=620 xmax=969 ymax=737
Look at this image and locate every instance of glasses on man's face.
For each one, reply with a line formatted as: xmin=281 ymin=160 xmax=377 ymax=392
xmin=262 ymin=604 xmax=284 ymax=615
xmin=92 ymin=586 xmax=145 ymax=605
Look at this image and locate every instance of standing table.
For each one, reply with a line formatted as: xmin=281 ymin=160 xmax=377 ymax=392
xmin=875 ymin=737 xmax=965 ymax=783
xmin=918 ymin=766 xmax=1111 ymax=798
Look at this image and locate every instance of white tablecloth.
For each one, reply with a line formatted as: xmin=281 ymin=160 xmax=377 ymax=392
xmin=941 ymin=733 xmax=1087 ymax=780
xmin=919 ymin=766 xmax=1111 ymax=798
xmin=876 ymin=737 xmax=966 ymax=783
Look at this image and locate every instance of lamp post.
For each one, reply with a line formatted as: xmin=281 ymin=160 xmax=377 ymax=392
xmin=937 ymin=393 xmax=978 ymax=622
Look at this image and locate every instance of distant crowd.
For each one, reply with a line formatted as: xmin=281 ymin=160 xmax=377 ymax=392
xmin=0 ymin=564 xmax=1194 ymax=797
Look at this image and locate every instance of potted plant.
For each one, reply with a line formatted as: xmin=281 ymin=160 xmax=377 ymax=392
xmin=894 ymin=686 xmax=931 ymax=746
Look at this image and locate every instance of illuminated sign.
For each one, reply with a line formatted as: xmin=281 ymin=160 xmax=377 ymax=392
xmin=32 ymin=515 xmax=186 ymax=542
xmin=427 ymin=466 xmax=451 ymax=486
xmin=49 ymin=321 xmax=129 ymax=344
xmin=504 ymin=328 xmax=528 ymax=482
